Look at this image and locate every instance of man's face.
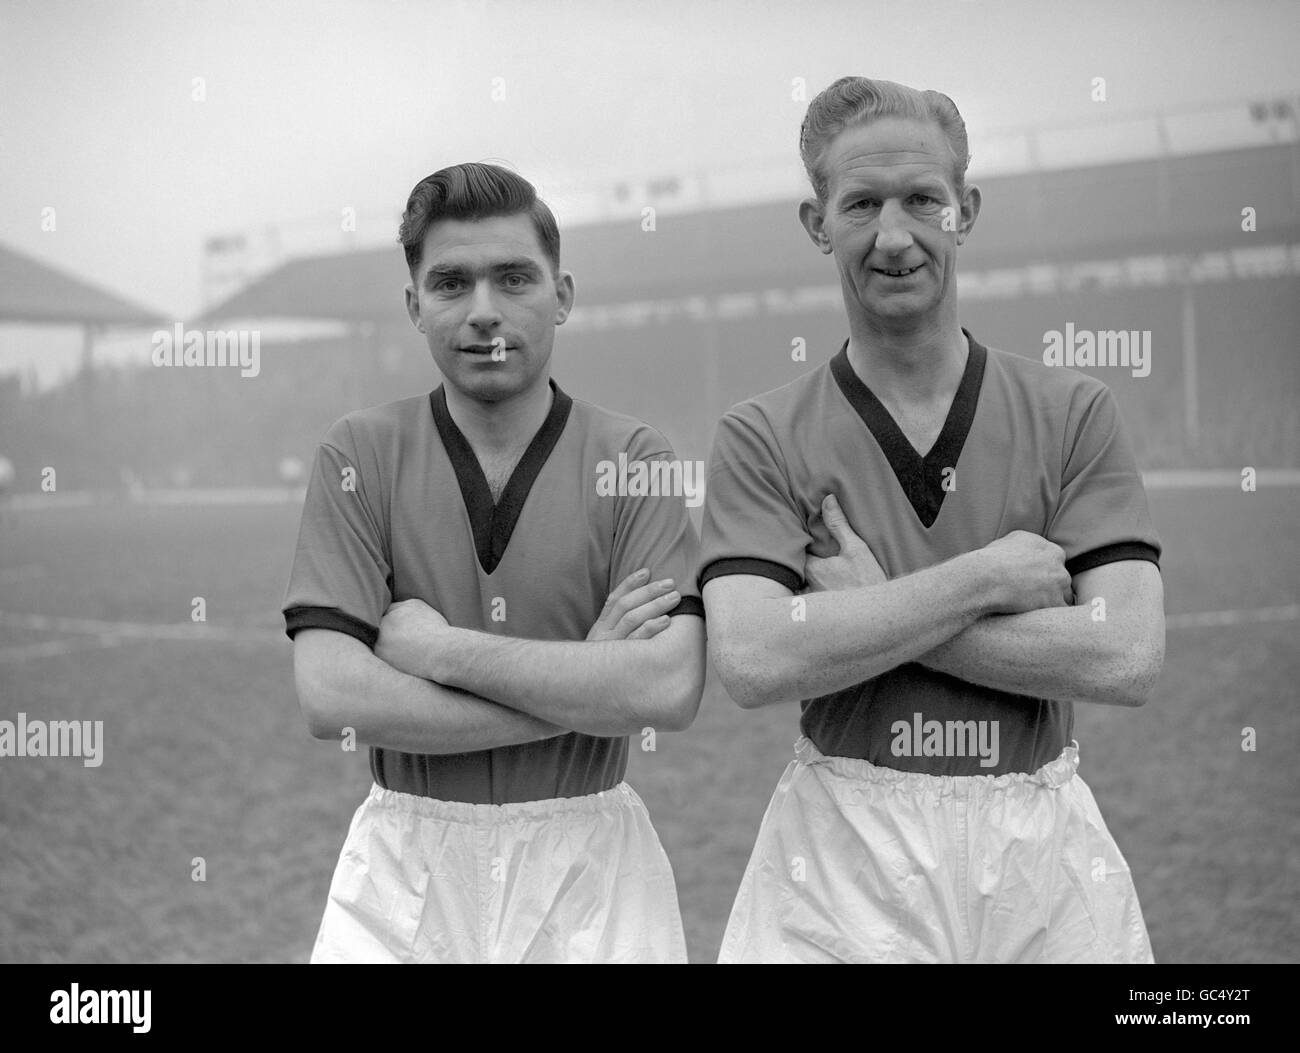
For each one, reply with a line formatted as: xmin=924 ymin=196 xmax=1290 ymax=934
xmin=404 ymin=213 xmax=574 ymax=403
xmin=801 ymin=116 xmax=978 ymax=328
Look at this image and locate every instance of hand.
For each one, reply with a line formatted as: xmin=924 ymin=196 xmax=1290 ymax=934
xmin=587 ymin=568 xmax=681 ymax=641
xmin=804 ymin=494 xmax=887 ymax=592
xmin=375 ymin=598 xmax=449 ymax=679
xmin=977 ymin=531 xmax=1072 ymax=613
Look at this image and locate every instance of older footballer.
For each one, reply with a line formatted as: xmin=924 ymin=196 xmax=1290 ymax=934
xmin=700 ymin=77 xmax=1164 ymax=963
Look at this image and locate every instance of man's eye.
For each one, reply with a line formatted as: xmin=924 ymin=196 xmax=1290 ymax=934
xmin=434 ymin=279 xmax=463 ymax=293
xmin=911 ymin=194 xmax=937 ymax=206
xmin=849 ymin=199 xmax=878 ymax=211
xmin=503 ymin=273 xmax=528 ymax=288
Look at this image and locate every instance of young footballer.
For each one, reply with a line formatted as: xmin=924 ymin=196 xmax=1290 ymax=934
xmin=284 ymin=163 xmax=705 ymax=963
xmin=700 ymin=78 xmax=1164 ymax=963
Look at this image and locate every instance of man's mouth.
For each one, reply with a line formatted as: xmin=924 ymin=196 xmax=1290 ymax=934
xmin=460 ymin=343 xmax=515 ymax=355
xmin=873 ymin=264 xmax=924 ymax=278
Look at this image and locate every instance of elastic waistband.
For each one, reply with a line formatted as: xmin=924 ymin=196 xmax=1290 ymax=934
xmin=792 ymin=736 xmax=1080 ymax=791
xmin=361 ymin=780 xmax=644 ymax=825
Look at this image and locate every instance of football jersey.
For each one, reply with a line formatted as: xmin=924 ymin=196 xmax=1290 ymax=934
xmin=284 ymin=378 xmax=703 ymax=804
xmin=698 ymin=330 xmax=1161 ymax=776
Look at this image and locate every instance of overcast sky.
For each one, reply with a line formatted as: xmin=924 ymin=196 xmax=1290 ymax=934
xmin=2 ymin=0 xmax=1297 ymax=385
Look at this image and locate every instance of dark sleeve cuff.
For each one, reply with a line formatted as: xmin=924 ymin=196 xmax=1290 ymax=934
xmin=1065 ymin=541 xmax=1161 ymax=577
xmin=666 ymin=595 xmax=705 ymax=619
xmin=284 ymin=606 xmax=380 ymax=648
xmin=698 ymin=557 xmax=804 ymax=594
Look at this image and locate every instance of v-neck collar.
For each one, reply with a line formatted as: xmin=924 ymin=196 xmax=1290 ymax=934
xmin=829 ymin=329 xmax=987 ymax=529
xmin=430 ymin=378 xmax=573 ymax=574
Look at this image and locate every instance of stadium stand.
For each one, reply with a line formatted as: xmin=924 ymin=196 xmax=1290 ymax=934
xmin=2 ymin=128 xmax=1296 ymax=491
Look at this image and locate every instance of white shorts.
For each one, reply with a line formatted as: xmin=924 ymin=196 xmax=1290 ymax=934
xmin=719 ymin=737 xmax=1153 ymax=963
xmin=311 ymin=781 xmax=687 ymax=963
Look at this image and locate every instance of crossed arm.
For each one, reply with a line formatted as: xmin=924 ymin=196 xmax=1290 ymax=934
xmin=294 ymin=628 xmax=569 ymax=754
xmin=704 ymin=496 xmax=1164 ymax=710
xmin=918 ymin=560 xmax=1164 ymax=707
xmin=398 ymin=614 xmax=705 ymax=736
xmin=294 ymin=571 xmax=706 ymax=751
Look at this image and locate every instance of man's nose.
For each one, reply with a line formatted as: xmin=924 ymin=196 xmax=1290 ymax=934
xmin=875 ymin=200 xmax=914 ymax=254
xmin=466 ymin=282 xmax=502 ymax=329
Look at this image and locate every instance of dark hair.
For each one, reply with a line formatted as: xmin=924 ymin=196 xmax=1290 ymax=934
xmin=799 ymin=77 xmax=970 ymax=203
xmin=398 ymin=162 xmax=560 ymax=274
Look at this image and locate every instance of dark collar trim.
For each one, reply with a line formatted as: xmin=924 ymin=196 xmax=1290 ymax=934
xmin=430 ymin=379 xmax=573 ymax=574
xmin=829 ymin=329 xmax=987 ymax=529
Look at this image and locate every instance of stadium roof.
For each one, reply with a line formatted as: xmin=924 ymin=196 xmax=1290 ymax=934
xmin=197 ymin=205 xmax=817 ymax=324
xmin=0 ymin=242 xmax=166 ymax=326
xmin=197 ymin=248 xmax=412 ymax=324
xmin=199 ymin=142 xmax=1300 ymax=326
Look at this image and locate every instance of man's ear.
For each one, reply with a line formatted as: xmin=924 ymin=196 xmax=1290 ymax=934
xmin=404 ymin=282 xmax=424 ymax=332
xmin=798 ymin=197 xmax=833 ymax=254
xmin=956 ymin=183 xmax=981 ymax=246
xmin=554 ymin=269 xmax=576 ymax=325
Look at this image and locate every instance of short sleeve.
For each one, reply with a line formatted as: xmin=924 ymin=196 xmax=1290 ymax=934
xmin=697 ymin=408 xmax=808 ymax=594
xmin=607 ymin=430 xmax=703 ymax=618
xmin=282 ymin=420 xmax=393 ymax=647
xmin=1048 ymin=384 xmax=1162 ymax=576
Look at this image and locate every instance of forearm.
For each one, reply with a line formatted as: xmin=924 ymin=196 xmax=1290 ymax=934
xmin=423 ymin=621 xmax=704 ymax=736
xmin=714 ymin=552 xmax=997 ymax=707
xmin=299 ymin=637 xmax=567 ymax=753
xmin=919 ymin=606 xmax=1157 ymax=706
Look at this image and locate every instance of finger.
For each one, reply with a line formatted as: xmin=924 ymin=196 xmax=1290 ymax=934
xmin=613 ymin=589 xmax=681 ymax=636
xmin=606 ymin=578 xmax=674 ymax=625
xmin=864 ymin=542 xmax=889 ymax=576
xmin=603 ymin=568 xmax=650 ymax=612
xmin=627 ymin=614 xmax=671 ymax=640
xmin=594 ymin=570 xmax=651 ymax=629
xmin=820 ymin=494 xmax=861 ymax=551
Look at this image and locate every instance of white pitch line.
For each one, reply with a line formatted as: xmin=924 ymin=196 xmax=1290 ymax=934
xmin=0 ymin=605 xmax=1292 ymax=666
xmin=0 ymin=636 xmax=137 ymax=664
xmin=7 ymin=488 xmax=305 ymax=511
xmin=1166 ymin=604 xmax=1300 ymax=629
xmin=0 ymin=611 xmax=279 ymax=643
xmin=1142 ymin=469 xmax=1300 ymax=488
